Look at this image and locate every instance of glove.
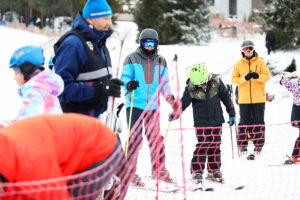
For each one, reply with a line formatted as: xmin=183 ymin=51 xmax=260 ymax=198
xmin=168 ymin=113 xmax=180 ymax=121
xmin=227 ymin=116 xmax=236 ymax=126
xmin=244 ymin=72 xmax=253 ymax=81
xmin=252 ymin=72 xmax=259 ymax=79
xmin=99 ymin=78 xmax=124 ymax=97
xmin=126 ymin=80 xmax=139 ymax=92
xmin=166 ymin=95 xmax=182 ymax=111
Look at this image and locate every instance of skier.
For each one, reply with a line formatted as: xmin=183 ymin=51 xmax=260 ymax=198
xmin=280 ymin=77 xmax=300 ymax=164
xmin=232 ymin=40 xmax=270 ymax=156
xmin=0 ymin=113 xmax=123 ymax=199
xmin=8 ymin=45 xmax=63 ymax=121
xmin=169 ymin=63 xmax=236 ymax=185
xmin=54 ymin=0 xmax=124 ymax=118
xmin=265 ymin=30 xmax=276 ymax=55
xmin=120 ymin=28 xmax=181 ymax=186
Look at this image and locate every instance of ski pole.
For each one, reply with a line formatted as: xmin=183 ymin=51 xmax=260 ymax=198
xmin=163 ymin=119 xmax=172 ymax=143
xmin=229 ymin=124 xmax=234 ymax=159
xmin=125 ymin=90 xmax=135 ymax=157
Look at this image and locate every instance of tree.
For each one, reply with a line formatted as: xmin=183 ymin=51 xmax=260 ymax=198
xmin=133 ymin=0 xmax=162 ymax=36
xmin=133 ymin=0 xmax=211 ymax=44
xmin=258 ymin=0 xmax=300 ymax=49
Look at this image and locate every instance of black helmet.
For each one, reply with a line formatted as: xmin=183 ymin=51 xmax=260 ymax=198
xmin=139 ymin=28 xmax=159 ymax=55
xmin=139 ymin=28 xmax=159 ymax=41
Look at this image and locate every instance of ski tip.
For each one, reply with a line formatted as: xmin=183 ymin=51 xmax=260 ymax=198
xmin=235 ymin=185 xmax=245 ymax=190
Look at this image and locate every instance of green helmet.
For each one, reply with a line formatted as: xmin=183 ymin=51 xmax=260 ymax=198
xmin=189 ymin=63 xmax=209 ymax=85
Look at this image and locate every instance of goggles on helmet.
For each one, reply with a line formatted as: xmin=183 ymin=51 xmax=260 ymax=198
xmin=143 ymin=40 xmax=158 ymax=48
xmin=242 ymin=46 xmax=254 ymax=52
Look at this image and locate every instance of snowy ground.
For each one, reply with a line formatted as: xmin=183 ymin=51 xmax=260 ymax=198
xmin=1 ymin=22 xmax=300 ymax=200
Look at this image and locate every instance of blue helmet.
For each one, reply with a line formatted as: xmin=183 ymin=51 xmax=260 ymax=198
xmin=9 ymin=45 xmax=44 ymax=67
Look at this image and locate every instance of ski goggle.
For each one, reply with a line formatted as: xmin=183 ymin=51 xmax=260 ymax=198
xmin=143 ymin=40 xmax=158 ymax=48
xmin=242 ymin=46 xmax=254 ymax=52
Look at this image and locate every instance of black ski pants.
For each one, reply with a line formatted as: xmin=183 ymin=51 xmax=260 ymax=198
xmin=191 ymin=126 xmax=222 ymax=174
xmin=237 ymin=103 xmax=265 ymax=148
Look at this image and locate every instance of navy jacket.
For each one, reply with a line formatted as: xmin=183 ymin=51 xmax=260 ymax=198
xmin=54 ymin=12 xmax=113 ymax=117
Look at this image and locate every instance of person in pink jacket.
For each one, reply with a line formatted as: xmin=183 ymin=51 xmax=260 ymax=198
xmin=9 ymin=45 xmax=64 ymax=121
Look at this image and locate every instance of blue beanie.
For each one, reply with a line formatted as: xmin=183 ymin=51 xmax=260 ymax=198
xmin=9 ymin=45 xmax=44 ymax=67
xmin=82 ymin=0 xmax=112 ymax=19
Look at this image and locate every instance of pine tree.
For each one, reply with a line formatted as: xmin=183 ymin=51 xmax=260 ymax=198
xmin=133 ymin=0 xmax=162 ymax=34
xmin=159 ymin=0 xmax=211 ymax=44
xmin=258 ymin=0 xmax=300 ymax=49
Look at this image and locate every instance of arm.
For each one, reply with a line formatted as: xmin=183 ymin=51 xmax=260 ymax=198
xmin=281 ymin=77 xmax=300 ymax=94
xmin=255 ymin=59 xmax=270 ymax=83
xmin=120 ymin=56 xmax=135 ymax=93
xmin=16 ymin=89 xmax=45 ymax=120
xmin=218 ymin=80 xmax=235 ymax=117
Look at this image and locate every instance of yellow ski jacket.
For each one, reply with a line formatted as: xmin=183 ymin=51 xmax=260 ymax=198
xmin=232 ymin=55 xmax=270 ymax=104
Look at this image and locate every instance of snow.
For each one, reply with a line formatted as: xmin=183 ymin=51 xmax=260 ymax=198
xmin=1 ymin=22 xmax=300 ymax=199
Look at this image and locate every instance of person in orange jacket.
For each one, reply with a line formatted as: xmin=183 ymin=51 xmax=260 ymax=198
xmin=0 ymin=113 xmax=123 ymax=200
xmin=232 ymin=40 xmax=270 ymax=156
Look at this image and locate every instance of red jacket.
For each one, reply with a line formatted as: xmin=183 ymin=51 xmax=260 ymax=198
xmin=0 ymin=113 xmax=117 ymax=199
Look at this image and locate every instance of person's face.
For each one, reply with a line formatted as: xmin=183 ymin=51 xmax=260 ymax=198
xmin=242 ymin=46 xmax=254 ymax=58
xmin=86 ymin=16 xmax=112 ymax=31
xmin=13 ymin=71 xmax=25 ymax=86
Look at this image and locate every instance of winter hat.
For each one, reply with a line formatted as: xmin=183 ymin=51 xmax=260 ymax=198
xmin=82 ymin=0 xmax=112 ymax=19
xmin=189 ymin=62 xmax=209 ymax=85
xmin=9 ymin=45 xmax=44 ymax=67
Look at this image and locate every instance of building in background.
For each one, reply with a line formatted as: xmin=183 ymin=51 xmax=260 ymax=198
xmin=210 ymin=0 xmax=263 ymax=22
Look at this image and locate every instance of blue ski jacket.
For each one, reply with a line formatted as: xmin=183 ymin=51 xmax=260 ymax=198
xmin=121 ymin=48 xmax=173 ymax=110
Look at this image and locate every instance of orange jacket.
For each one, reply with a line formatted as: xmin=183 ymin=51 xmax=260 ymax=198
xmin=0 ymin=113 xmax=117 ymax=199
xmin=232 ymin=55 xmax=270 ymax=104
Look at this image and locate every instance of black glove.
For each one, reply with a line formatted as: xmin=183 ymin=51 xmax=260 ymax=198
xmin=126 ymin=80 xmax=139 ymax=92
xmin=252 ymin=72 xmax=259 ymax=79
xmin=244 ymin=72 xmax=253 ymax=81
xmin=98 ymin=78 xmax=124 ymax=97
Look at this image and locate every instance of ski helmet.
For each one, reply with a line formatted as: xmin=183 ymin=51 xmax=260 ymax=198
xmin=189 ymin=63 xmax=209 ymax=85
xmin=241 ymin=40 xmax=255 ymax=51
xmin=139 ymin=28 xmax=159 ymax=42
xmin=9 ymin=45 xmax=45 ymax=80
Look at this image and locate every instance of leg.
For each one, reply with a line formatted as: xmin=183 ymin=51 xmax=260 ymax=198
xmin=190 ymin=128 xmax=211 ymax=175
xmin=144 ymin=110 xmax=168 ymax=179
xmin=238 ymin=104 xmax=252 ymax=150
xmin=251 ymin=103 xmax=265 ymax=151
xmin=207 ymin=127 xmax=222 ymax=173
xmin=292 ymin=129 xmax=300 ymax=158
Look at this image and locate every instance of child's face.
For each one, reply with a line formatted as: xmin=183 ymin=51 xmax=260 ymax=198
xmin=13 ymin=71 xmax=25 ymax=86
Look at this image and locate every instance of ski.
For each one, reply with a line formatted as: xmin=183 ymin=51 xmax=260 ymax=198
xmin=131 ymin=185 xmax=180 ymax=193
xmin=268 ymin=162 xmax=300 ymax=167
xmin=205 ymin=179 xmax=245 ymax=190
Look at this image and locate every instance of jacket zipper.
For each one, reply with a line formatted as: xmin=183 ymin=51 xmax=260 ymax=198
xmin=146 ymin=56 xmax=150 ymax=105
xmin=249 ymin=60 xmax=252 ymax=104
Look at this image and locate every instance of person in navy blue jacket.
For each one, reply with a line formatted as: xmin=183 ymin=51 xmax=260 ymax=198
xmin=120 ymin=28 xmax=181 ymax=186
xmin=54 ymin=0 xmax=123 ymax=117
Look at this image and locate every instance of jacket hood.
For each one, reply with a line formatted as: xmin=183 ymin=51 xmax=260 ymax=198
xmin=23 ymin=70 xmax=64 ymax=96
xmin=72 ymin=12 xmax=113 ymax=42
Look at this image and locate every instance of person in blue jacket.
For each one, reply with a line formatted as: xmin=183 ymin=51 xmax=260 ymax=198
xmin=54 ymin=0 xmax=123 ymax=117
xmin=120 ymin=28 xmax=181 ymax=186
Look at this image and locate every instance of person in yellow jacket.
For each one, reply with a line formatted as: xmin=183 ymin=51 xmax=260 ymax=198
xmin=232 ymin=40 xmax=270 ymax=156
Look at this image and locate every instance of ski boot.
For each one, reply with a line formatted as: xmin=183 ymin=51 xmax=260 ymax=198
xmin=130 ymin=174 xmax=145 ymax=187
xmin=238 ymin=146 xmax=248 ymax=157
xmin=206 ymin=171 xmax=224 ymax=183
xmin=191 ymin=172 xmax=203 ymax=190
xmin=152 ymin=170 xmax=174 ymax=184
xmin=254 ymin=146 xmax=263 ymax=155
xmin=284 ymin=156 xmax=300 ymax=165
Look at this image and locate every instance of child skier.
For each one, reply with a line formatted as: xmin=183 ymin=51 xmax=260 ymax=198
xmin=280 ymin=77 xmax=300 ymax=164
xmin=8 ymin=45 xmax=64 ymax=121
xmin=169 ymin=63 xmax=235 ymax=185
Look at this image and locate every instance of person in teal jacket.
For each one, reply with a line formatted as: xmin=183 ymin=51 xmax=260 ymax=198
xmin=120 ymin=28 xmax=180 ymax=186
